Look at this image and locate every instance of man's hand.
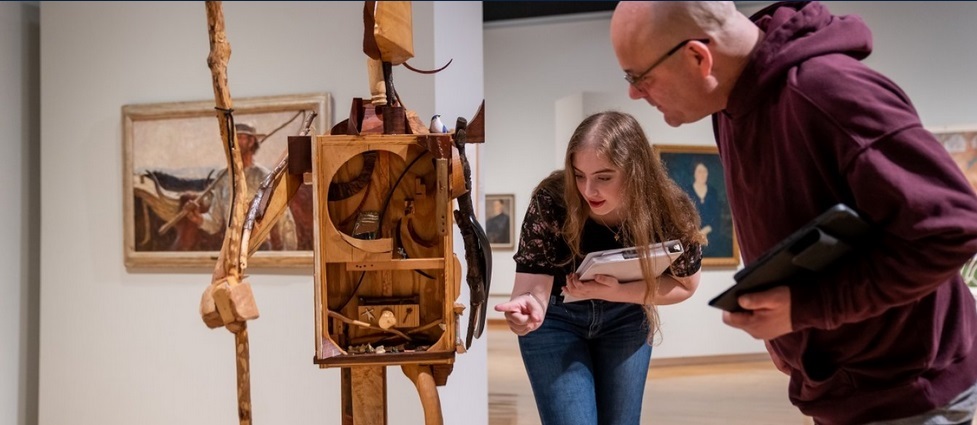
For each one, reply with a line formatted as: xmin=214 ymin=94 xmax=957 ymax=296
xmin=493 ymin=292 xmax=546 ymax=336
xmin=722 ymin=285 xmax=793 ymax=340
xmin=182 ymin=199 xmax=204 ymax=226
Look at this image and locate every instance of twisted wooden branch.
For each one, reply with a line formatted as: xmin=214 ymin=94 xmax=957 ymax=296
xmin=205 ymin=3 xmax=252 ymax=424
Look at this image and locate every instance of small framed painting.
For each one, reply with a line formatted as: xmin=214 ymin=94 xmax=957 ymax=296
xmin=485 ymin=194 xmax=515 ymax=250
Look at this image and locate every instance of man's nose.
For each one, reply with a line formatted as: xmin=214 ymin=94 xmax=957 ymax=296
xmin=628 ymin=83 xmax=645 ymax=100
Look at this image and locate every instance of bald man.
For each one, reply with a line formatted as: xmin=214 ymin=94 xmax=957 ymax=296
xmin=611 ymin=2 xmax=977 ymax=425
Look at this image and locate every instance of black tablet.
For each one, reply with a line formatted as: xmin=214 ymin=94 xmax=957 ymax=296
xmin=708 ymin=204 xmax=873 ymax=312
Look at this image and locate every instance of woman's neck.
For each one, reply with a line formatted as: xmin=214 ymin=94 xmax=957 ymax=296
xmin=590 ymin=211 xmax=623 ymax=227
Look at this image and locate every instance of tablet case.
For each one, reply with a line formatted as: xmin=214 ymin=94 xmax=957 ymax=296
xmin=708 ymin=204 xmax=872 ymax=312
xmin=565 ymin=239 xmax=684 ymax=303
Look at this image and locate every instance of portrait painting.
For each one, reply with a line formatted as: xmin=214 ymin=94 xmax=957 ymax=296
xmin=122 ymin=93 xmax=331 ymax=268
xmin=933 ymin=126 xmax=977 ymax=293
xmin=653 ymin=144 xmax=740 ymax=267
xmin=485 ymin=194 xmax=515 ymax=250
xmin=932 ymin=126 xmax=977 ymax=195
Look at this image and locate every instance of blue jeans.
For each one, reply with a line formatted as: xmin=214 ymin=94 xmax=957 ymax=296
xmin=518 ymin=296 xmax=652 ymax=425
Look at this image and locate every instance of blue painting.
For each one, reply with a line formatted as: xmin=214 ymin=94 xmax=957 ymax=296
xmin=656 ymin=145 xmax=739 ymax=267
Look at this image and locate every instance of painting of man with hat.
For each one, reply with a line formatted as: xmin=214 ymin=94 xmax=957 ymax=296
xmin=182 ymin=121 xmax=298 ymax=251
xmin=125 ymin=94 xmax=329 ymax=267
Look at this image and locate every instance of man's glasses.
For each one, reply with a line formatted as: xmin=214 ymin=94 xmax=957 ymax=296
xmin=624 ymin=38 xmax=710 ymax=86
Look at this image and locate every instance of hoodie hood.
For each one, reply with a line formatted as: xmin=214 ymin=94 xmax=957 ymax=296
xmin=726 ymin=1 xmax=873 ymax=117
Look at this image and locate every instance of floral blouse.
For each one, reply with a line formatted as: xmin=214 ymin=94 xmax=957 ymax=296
xmin=513 ymin=185 xmax=702 ymax=297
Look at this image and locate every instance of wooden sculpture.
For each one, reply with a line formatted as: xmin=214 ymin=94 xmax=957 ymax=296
xmin=199 ymin=3 xmax=257 ymax=424
xmin=198 ymin=2 xmax=489 ymax=424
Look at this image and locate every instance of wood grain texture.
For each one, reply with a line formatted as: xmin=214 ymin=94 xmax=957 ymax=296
xmin=350 ymin=367 xmax=387 ymax=425
xmin=402 ymin=364 xmax=444 ymax=425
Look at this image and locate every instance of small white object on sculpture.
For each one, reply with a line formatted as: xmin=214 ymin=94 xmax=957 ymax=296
xmin=429 ymin=114 xmax=447 ymax=133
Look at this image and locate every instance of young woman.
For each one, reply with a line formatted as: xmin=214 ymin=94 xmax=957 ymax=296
xmin=494 ymin=111 xmax=703 ymax=425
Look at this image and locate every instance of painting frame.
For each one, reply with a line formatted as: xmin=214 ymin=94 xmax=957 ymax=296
xmin=122 ymin=93 xmax=331 ymax=269
xmin=485 ymin=193 xmax=516 ymax=251
xmin=653 ymin=144 xmax=740 ymax=268
xmin=931 ymin=125 xmax=977 ymax=196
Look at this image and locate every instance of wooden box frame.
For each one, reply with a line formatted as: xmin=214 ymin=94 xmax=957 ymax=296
xmin=122 ymin=93 xmax=331 ymax=268
xmin=653 ymin=144 xmax=740 ymax=268
xmin=311 ymin=133 xmax=460 ymax=367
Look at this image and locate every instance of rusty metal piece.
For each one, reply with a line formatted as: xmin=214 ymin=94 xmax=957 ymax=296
xmin=402 ymin=58 xmax=453 ymax=74
xmin=382 ymin=105 xmax=407 ymax=134
xmin=287 ymin=135 xmax=312 ymax=175
xmin=465 ymin=101 xmax=485 ymax=144
xmin=451 ymin=118 xmax=491 ymax=348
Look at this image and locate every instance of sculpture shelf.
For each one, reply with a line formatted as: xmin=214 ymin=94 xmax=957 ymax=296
xmin=310 ymin=133 xmax=464 ymax=371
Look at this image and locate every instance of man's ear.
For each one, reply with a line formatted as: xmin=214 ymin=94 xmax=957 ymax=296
xmin=688 ymin=40 xmax=713 ymax=78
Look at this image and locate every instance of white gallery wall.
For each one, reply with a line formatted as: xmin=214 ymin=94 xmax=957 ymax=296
xmin=13 ymin=2 xmax=977 ymax=425
xmin=39 ymin=2 xmax=484 ymax=425
xmin=482 ymin=8 xmax=758 ymax=359
xmin=483 ymin=1 xmax=977 ymax=358
xmin=0 ymin=3 xmax=39 ymax=425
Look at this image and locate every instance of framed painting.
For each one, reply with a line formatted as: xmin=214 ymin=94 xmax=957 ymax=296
xmin=653 ymin=144 xmax=740 ymax=268
xmin=932 ymin=126 xmax=977 ymax=195
xmin=933 ymin=126 xmax=977 ymax=293
xmin=122 ymin=93 xmax=331 ymax=268
xmin=485 ymin=194 xmax=515 ymax=250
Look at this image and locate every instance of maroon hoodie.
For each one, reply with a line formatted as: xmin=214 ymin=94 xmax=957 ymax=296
xmin=714 ymin=2 xmax=977 ymax=424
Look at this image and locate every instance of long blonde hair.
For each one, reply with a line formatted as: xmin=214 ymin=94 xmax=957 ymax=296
xmin=562 ymin=111 xmax=703 ymax=339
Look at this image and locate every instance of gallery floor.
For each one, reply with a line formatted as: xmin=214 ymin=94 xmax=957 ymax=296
xmin=487 ymin=321 xmax=976 ymax=425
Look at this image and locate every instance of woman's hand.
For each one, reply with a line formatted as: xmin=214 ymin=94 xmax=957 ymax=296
xmin=563 ymin=273 xmax=622 ymax=302
xmin=494 ymin=292 xmax=547 ymax=336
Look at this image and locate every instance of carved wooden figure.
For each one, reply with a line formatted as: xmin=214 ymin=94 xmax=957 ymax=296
xmin=309 ymin=109 xmax=468 ymax=425
xmin=198 ymin=2 xmax=488 ymax=424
